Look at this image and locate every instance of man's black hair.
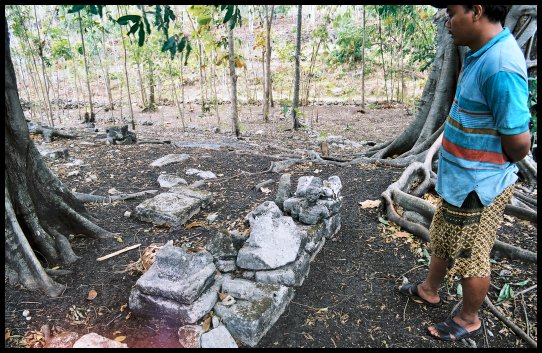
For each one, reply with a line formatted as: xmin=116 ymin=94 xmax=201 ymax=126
xmin=464 ymin=5 xmax=510 ymax=26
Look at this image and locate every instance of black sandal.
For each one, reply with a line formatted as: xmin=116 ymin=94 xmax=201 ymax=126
xmin=398 ymin=282 xmax=442 ymax=307
xmin=428 ymin=317 xmax=483 ymax=341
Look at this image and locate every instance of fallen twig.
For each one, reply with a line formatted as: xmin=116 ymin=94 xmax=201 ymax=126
xmin=97 ymin=244 xmax=141 ymax=262
xmin=520 ymin=293 xmax=531 ymax=340
xmin=483 ymin=295 xmax=537 ymax=348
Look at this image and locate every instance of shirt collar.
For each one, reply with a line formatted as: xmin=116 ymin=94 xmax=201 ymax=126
xmin=465 ymin=27 xmax=511 ymax=60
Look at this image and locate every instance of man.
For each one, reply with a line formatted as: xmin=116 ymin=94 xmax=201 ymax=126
xmin=399 ymin=5 xmax=531 ymax=342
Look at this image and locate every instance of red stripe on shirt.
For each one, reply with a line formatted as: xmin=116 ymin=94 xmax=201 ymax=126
xmin=442 ymin=137 xmax=507 ymax=165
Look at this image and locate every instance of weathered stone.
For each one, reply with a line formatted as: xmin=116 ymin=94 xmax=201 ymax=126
xmin=237 ymin=210 xmax=304 ymax=270
xmin=44 ymin=331 xmax=79 ymax=348
xmin=206 ymin=230 xmax=238 ymax=261
xmin=245 ymin=201 xmax=283 ymax=226
xmin=323 ymin=175 xmax=342 ymax=197
xmin=283 ymin=197 xmax=304 ymax=219
xmin=169 ymin=185 xmax=213 ymax=202
xmin=129 ymin=278 xmax=221 ymax=324
xmin=295 ymin=176 xmax=323 ymax=202
xmin=216 ymin=259 xmax=237 ymax=273
xmin=299 ymin=222 xmax=326 ymax=254
xmin=200 ymin=325 xmax=238 ymax=348
xmin=134 ymin=187 xmax=212 ymax=227
xmin=298 ymin=203 xmax=330 ymax=225
xmin=178 ymin=325 xmax=203 ymax=348
xmin=157 ymin=174 xmax=188 ymax=188
xmin=214 ymin=279 xmax=294 ymax=347
xmin=72 ymin=333 xmax=127 ymax=348
xmin=309 ymin=237 xmax=326 ymax=262
xmin=255 ymin=250 xmax=311 ymax=287
xmin=323 ymin=214 xmax=341 ymax=239
xmin=230 ymin=230 xmax=249 ymax=251
xmin=133 ymin=244 xmax=216 ymax=304
xmin=150 ymin=154 xmax=190 ymax=167
xmin=212 ymin=316 xmax=221 ymax=328
xmin=38 ymin=147 xmax=69 ymax=160
xmin=274 ymin=173 xmax=292 ymax=211
xmin=186 ymin=168 xmax=216 ymax=179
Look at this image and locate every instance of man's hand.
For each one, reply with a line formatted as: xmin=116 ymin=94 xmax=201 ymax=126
xmin=501 ymin=131 xmax=531 ymax=162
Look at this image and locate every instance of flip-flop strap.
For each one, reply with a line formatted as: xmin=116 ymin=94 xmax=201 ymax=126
xmin=434 ymin=318 xmax=468 ymax=340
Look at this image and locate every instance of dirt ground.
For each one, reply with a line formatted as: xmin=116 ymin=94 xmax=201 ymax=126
xmin=5 ymin=102 xmax=537 ymax=348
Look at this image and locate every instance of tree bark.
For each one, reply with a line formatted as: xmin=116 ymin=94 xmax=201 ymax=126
xmin=77 ymin=11 xmax=94 ymax=118
xmin=228 ymin=17 xmax=241 ymax=138
xmin=5 ymin=17 xmax=115 ymax=297
xmin=263 ymin=5 xmax=274 ymax=123
xmin=289 ymin=5 xmax=302 ymax=130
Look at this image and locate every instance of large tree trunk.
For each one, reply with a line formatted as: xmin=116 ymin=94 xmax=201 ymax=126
xmin=5 ymin=16 xmax=114 ymax=298
xmin=370 ymin=6 xmax=537 ymax=263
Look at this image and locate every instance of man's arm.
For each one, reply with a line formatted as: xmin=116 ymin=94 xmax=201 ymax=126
xmin=501 ymin=131 xmax=531 ymax=162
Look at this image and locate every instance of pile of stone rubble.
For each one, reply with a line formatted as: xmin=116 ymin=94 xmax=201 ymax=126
xmin=129 ymin=173 xmax=343 ymax=348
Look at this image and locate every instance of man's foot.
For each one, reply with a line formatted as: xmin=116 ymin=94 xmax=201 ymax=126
xmin=398 ymin=282 xmax=441 ymax=307
xmin=427 ymin=316 xmax=482 ymax=341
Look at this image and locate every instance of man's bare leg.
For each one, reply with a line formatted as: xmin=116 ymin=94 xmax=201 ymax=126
xmin=416 ymin=255 xmax=448 ymax=305
xmin=428 ymin=276 xmax=486 ymax=339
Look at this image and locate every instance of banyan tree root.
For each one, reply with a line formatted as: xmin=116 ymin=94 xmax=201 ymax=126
xmin=381 ymin=133 xmax=537 ymax=264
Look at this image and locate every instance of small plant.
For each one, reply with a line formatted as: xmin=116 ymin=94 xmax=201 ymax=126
xmin=497 ymin=279 xmax=530 ymax=303
xmin=417 ymin=247 xmax=431 ymax=267
xmin=319 ymin=130 xmax=327 ymax=141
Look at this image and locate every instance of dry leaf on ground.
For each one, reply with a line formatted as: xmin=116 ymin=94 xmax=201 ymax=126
xmin=114 ymin=336 xmax=126 ymax=342
xmin=87 ymin=290 xmax=97 ymax=300
xmin=359 ymin=199 xmax=381 ymax=208
xmin=185 ymin=221 xmax=206 ymax=229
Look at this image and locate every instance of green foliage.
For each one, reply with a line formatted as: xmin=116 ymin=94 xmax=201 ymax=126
xmin=319 ymin=130 xmax=327 ymax=141
xmin=274 ymin=5 xmax=292 ymax=18
xmin=331 ymin=12 xmax=370 ymax=66
xmin=497 ymin=279 xmax=530 ymax=303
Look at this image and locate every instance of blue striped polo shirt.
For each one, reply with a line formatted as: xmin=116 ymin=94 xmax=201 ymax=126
xmin=436 ymin=27 xmax=531 ymax=207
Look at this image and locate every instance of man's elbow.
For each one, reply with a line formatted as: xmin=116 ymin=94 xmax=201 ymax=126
xmin=505 ymin=145 xmax=530 ymax=162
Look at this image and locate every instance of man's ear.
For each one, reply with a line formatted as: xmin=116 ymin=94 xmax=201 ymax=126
xmin=472 ymin=5 xmax=483 ymax=22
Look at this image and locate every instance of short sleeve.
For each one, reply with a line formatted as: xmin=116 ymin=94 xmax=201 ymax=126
xmin=483 ymin=71 xmax=530 ymax=135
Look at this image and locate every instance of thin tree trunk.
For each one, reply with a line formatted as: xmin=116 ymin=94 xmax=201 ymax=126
xmin=170 ymin=59 xmax=186 ymax=130
xmin=77 ymin=11 xmax=94 ymax=118
xmin=101 ymin=27 xmax=114 ymax=111
xmin=228 ymin=17 xmax=241 ymax=137
xmin=33 ymin=6 xmax=55 ymax=127
xmin=263 ymin=5 xmax=274 ymax=122
xmin=210 ymin=49 xmax=220 ymax=127
xmin=66 ymin=35 xmax=83 ymax=121
xmin=179 ymin=54 xmax=187 ymax=124
xmin=361 ymin=5 xmax=366 ymax=108
xmin=289 ymin=5 xmax=303 ymax=130
xmin=136 ymin=61 xmax=147 ymax=108
xmin=118 ymin=6 xmax=135 ymax=130
xmin=377 ymin=12 xmax=389 ymax=104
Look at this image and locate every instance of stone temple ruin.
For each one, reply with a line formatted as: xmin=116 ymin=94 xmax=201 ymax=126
xmin=129 ymin=173 xmax=343 ymax=348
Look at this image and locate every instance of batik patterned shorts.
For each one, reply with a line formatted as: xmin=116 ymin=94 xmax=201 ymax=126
xmin=429 ymin=185 xmax=514 ymax=281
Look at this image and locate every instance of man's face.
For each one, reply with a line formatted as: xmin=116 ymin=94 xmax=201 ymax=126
xmin=445 ymin=5 xmax=476 ymax=47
